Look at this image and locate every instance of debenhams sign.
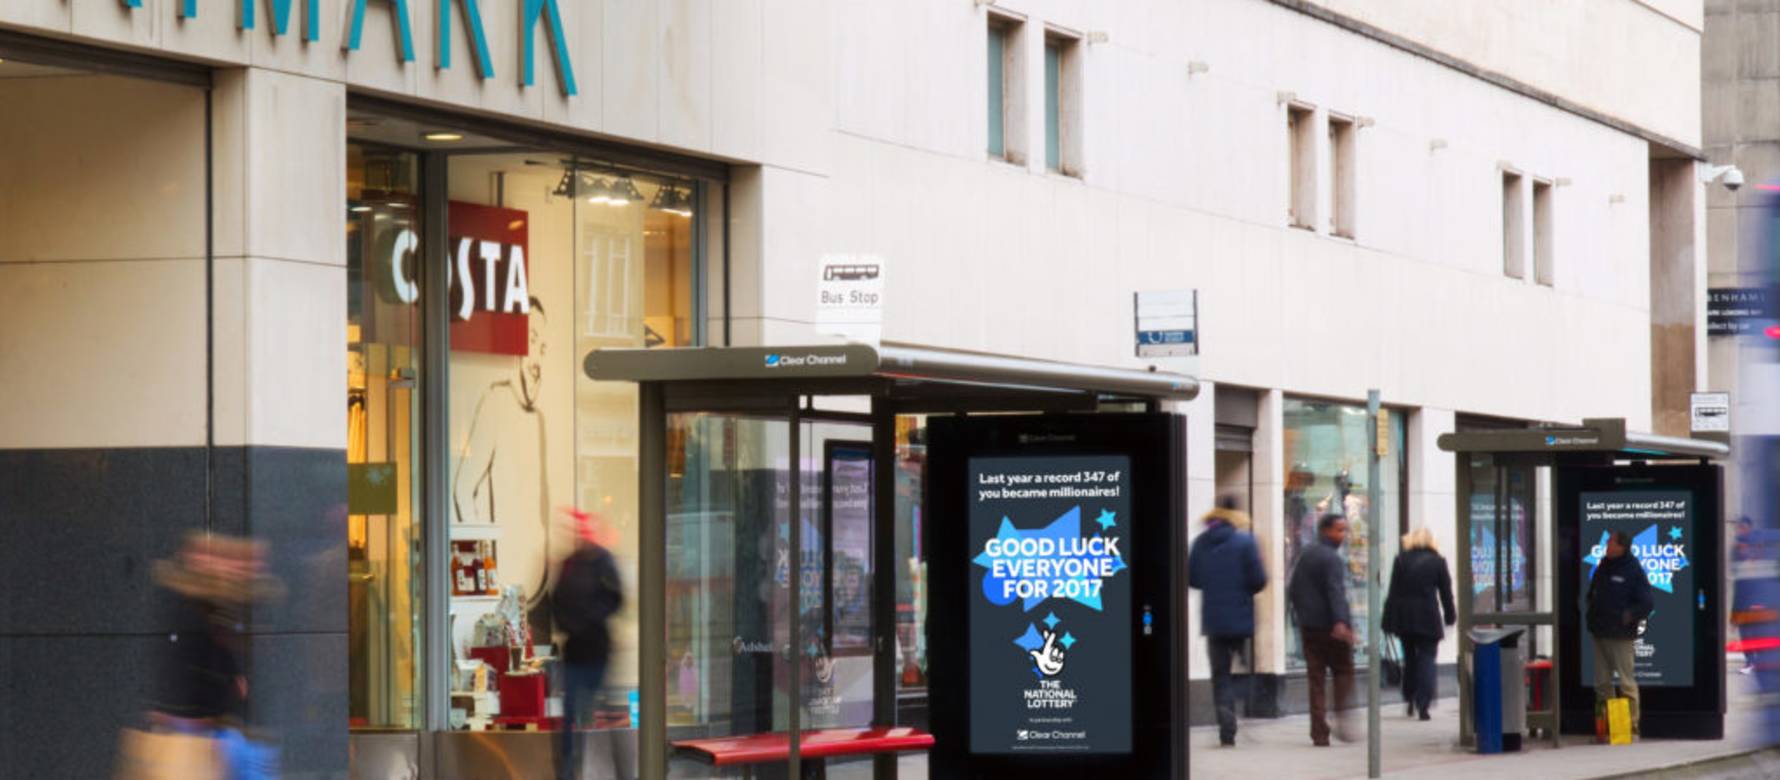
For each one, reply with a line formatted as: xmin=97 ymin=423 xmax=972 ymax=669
xmin=119 ymin=0 xmax=578 ymax=96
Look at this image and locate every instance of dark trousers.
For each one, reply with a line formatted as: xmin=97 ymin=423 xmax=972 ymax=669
xmin=1399 ymin=636 xmax=1439 ymax=715
xmin=1301 ymin=630 xmax=1354 ymax=744
xmin=558 ymin=659 xmax=609 ymax=780
xmin=1206 ymin=636 xmax=1247 ymax=740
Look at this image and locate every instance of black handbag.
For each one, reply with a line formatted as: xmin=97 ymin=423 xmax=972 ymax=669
xmin=1380 ymin=637 xmax=1404 ymax=687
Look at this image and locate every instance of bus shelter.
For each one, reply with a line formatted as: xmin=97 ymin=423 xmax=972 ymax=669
xmin=586 ymin=341 xmax=1197 ymax=779
xmin=1438 ymin=419 xmax=1730 ymax=748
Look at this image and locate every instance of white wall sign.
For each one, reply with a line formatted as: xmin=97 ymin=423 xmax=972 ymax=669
xmin=817 ymin=255 xmax=885 ymax=343
xmin=1134 ymin=289 xmax=1197 ymax=358
xmin=1690 ymin=392 xmax=1731 ymax=433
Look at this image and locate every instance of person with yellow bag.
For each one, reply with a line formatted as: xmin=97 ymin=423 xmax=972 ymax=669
xmin=1585 ymin=530 xmax=1655 ymax=743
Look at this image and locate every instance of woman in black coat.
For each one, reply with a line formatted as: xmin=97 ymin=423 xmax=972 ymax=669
xmin=1382 ymin=527 xmax=1456 ymax=720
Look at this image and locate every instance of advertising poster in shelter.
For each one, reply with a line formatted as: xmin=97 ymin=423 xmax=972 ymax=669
xmin=968 ymin=455 xmax=1133 ymax=755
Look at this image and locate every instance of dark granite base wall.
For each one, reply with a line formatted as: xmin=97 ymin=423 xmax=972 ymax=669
xmin=0 ymin=445 xmax=348 ymax=780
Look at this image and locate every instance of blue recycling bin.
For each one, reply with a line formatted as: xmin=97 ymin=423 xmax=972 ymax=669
xmin=1469 ymin=627 xmax=1526 ymax=754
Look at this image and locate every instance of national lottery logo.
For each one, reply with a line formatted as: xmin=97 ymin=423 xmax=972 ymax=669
xmin=1583 ymin=524 xmax=1690 ymax=592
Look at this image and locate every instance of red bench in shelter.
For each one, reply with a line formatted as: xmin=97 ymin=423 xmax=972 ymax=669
xmin=672 ymin=727 xmax=934 ymax=778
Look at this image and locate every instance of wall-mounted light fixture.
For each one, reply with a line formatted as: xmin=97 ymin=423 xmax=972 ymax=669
xmin=1429 ymin=139 xmax=1447 ymax=152
xmin=1187 ymin=61 xmax=1210 ymax=77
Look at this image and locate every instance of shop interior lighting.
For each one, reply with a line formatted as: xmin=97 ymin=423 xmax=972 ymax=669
xmin=349 ymin=205 xmax=372 ymax=213
xmin=608 ymin=177 xmax=642 ymax=207
xmin=423 ymin=131 xmax=464 ymax=142
xmin=552 ymin=170 xmax=575 ymax=199
xmin=586 ymin=175 xmax=615 ymax=205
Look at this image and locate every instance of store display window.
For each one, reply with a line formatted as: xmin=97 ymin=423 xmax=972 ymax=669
xmin=1281 ymin=398 xmax=1407 ymax=668
xmin=443 ymin=152 xmax=699 ymax=731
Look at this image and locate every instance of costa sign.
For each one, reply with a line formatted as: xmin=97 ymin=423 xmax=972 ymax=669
xmin=378 ymin=201 xmax=531 ymax=356
xmin=120 ymin=0 xmax=577 ymax=97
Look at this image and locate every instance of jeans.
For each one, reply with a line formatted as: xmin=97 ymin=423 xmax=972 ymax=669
xmin=1592 ymin=637 xmax=1639 ymax=734
xmin=1206 ymin=636 xmax=1247 ymax=741
xmin=1301 ymin=630 xmax=1354 ymax=744
xmin=1399 ymin=636 xmax=1439 ymax=715
xmin=558 ymin=659 xmax=609 ymax=780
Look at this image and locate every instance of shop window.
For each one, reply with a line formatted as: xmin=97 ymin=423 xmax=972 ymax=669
xmin=1328 ymin=114 xmax=1356 ymax=238
xmin=346 ymin=143 xmax=426 ymax=729
xmin=1503 ymin=170 xmax=1526 ymax=279
xmin=444 ymin=153 xmax=699 ymax=732
xmin=1287 ymin=104 xmax=1316 ymax=229
xmin=1281 ymin=398 xmax=1406 ymax=669
xmin=1533 ymin=178 xmax=1554 ymax=286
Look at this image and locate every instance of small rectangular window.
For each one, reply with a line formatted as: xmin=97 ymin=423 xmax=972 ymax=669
xmin=1043 ymin=31 xmax=1081 ymax=176
xmin=1532 ymin=179 xmax=1554 ymax=285
xmin=1328 ymin=115 xmax=1356 ymax=238
xmin=986 ymin=15 xmax=1024 ymax=164
xmin=987 ymin=23 xmax=1007 ymax=157
xmin=1287 ymin=105 xmax=1316 ymax=229
xmin=1503 ymin=171 xmax=1526 ymax=278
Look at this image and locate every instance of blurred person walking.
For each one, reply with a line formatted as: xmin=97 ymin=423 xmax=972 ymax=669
xmin=1288 ymin=513 xmax=1356 ymax=746
xmin=118 ymin=533 xmax=281 ymax=780
xmin=553 ymin=510 xmax=625 ymax=780
xmin=1188 ymin=501 xmax=1267 ymax=746
xmin=1586 ymin=529 xmax=1655 ymax=738
xmin=1381 ymin=527 xmax=1456 ymax=721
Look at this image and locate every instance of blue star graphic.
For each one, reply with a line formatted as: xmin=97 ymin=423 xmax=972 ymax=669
xmin=1059 ymin=632 xmax=1076 ymax=649
xmin=1669 ymin=526 xmax=1684 ymax=541
xmin=972 ymin=507 xmax=1127 ymax=611
xmin=1043 ymin=612 xmax=1060 ymax=630
xmin=1095 ymin=510 xmax=1117 ymax=531
xmin=1012 ymin=624 xmax=1045 ymax=652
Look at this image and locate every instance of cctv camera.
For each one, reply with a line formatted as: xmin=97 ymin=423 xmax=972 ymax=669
xmin=1704 ymin=164 xmax=1746 ymax=191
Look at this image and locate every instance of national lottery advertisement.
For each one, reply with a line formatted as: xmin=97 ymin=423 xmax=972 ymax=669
xmin=968 ymin=455 xmax=1132 ymax=755
xmin=1579 ymin=490 xmax=1696 ymax=687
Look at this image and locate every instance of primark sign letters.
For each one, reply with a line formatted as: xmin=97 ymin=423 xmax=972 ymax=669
xmin=118 ymin=0 xmax=578 ymax=96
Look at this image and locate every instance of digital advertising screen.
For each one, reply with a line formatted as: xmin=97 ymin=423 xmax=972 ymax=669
xmin=1578 ymin=490 xmax=1696 ymax=687
xmin=967 ymin=455 xmax=1133 ymax=755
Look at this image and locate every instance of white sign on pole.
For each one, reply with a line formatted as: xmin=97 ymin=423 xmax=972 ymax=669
xmin=1135 ymin=290 xmax=1198 ymax=358
xmin=1690 ymin=392 xmax=1731 ymax=433
xmin=816 ymin=255 xmax=885 ymax=343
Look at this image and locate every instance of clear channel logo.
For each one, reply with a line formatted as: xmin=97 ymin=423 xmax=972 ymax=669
xmin=765 ymin=353 xmax=781 ymax=367
xmin=762 ymin=352 xmax=849 ymax=369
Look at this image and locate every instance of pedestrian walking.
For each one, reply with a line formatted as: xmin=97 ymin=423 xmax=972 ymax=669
xmin=1288 ymin=512 xmax=1356 ymax=746
xmin=1188 ymin=502 xmax=1267 ymax=746
xmin=553 ymin=510 xmax=625 ymax=780
xmin=1381 ymin=527 xmax=1455 ymax=721
xmin=1586 ymin=529 xmax=1654 ymax=739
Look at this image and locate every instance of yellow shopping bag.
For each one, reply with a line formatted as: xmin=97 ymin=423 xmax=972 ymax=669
xmin=1605 ymin=697 xmax=1633 ymax=746
xmin=114 ymin=728 xmax=224 ymax=780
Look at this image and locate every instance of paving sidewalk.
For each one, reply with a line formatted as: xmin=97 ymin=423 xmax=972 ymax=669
xmin=1190 ymin=672 xmax=1777 ymax=780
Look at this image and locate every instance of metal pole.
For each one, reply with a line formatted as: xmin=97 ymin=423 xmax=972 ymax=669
xmin=788 ymin=405 xmax=803 ymax=779
xmin=1366 ymin=390 xmax=1382 ymax=779
xmin=638 ymin=383 xmax=668 ymax=779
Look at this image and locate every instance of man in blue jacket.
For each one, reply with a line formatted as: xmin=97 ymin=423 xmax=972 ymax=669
xmin=1189 ymin=502 xmax=1268 ymax=746
xmin=1587 ymin=529 xmax=1655 ymax=737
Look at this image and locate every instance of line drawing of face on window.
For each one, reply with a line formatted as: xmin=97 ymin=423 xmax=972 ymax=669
xmin=519 ymin=296 xmax=546 ymax=409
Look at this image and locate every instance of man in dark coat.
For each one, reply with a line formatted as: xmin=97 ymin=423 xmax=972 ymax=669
xmin=1188 ymin=504 xmax=1267 ymax=746
xmin=553 ymin=518 xmax=625 ymax=780
xmin=1381 ymin=527 xmax=1455 ymax=720
xmin=1586 ymin=529 xmax=1654 ymax=736
xmin=1287 ymin=513 xmax=1355 ymax=746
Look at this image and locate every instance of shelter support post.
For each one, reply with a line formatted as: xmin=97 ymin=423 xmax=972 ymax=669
xmin=639 ymin=382 xmax=667 ymax=779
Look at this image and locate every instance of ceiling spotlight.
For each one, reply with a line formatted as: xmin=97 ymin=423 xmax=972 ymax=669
xmin=553 ymin=170 xmax=576 ymax=198
xmin=608 ymin=177 xmax=642 ymax=207
xmin=423 ymin=131 xmax=464 ymax=142
xmin=349 ymin=205 xmax=372 ymax=213
xmin=586 ymin=177 xmax=615 ymax=205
